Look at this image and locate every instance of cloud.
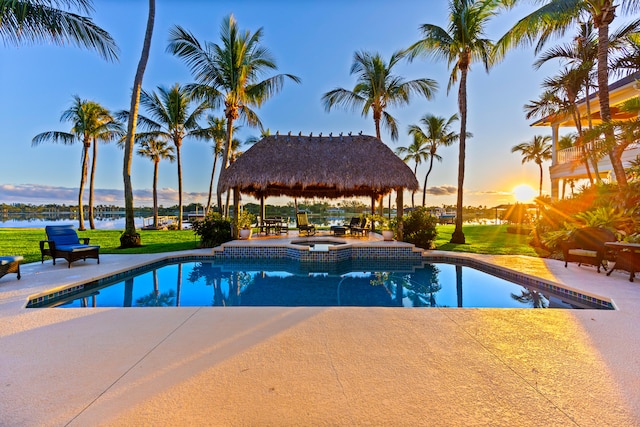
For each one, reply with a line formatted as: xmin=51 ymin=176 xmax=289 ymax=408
xmin=0 ymin=184 xmax=209 ymax=207
xmin=426 ymin=185 xmax=457 ymax=196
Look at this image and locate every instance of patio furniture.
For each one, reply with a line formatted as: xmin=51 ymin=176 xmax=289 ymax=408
xmin=40 ymin=225 xmax=100 ymax=268
xmin=605 ymin=242 xmax=640 ymax=282
xmin=560 ymin=227 xmax=616 ymax=273
xmin=0 ymin=256 xmax=23 ymax=280
xmin=350 ymin=217 xmax=370 ymax=237
xmin=296 ymin=212 xmax=316 ymax=236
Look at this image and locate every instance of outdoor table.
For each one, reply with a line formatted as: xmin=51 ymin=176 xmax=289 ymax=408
xmin=605 ymin=242 xmax=640 ymax=282
xmin=262 ymin=217 xmax=282 ymax=235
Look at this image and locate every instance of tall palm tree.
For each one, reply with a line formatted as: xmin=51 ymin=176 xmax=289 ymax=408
xmin=407 ymin=113 xmax=460 ymax=206
xmin=0 ymin=0 xmax=118 ymax=61
xmin=32 ymin=96 xmax=119 ymax=230
xmin=190 ymin=115 xmax=235 ymax=215
xmin=511 ymin=135 xmax=552 ymax=197
xmin=405 ymin=0 xmax=499 ymax=244
xmin=121 ymin=0 xmax=155 ymax=248
xmin=137 ymin=137 xmax=175 ymax=229
xmin=322 ymin=50 xmax=438 ymax=141
xmin=122 ymin=83 xmax=207 ymax=229
xmin=88 ymin=113 xmax=123 ymax=230
xmin=497 ymin=0 xmax=640 ymax=189
xmin=167 ymin=14 xmax=300 ymax=227
xmin=534 ymin=23 xmax=598 ymax=129
xmin=395 ymin=135 xmax=429 ymax=208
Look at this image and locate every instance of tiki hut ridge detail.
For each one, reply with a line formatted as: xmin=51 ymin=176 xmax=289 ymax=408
xmin=217 ymin=134 xmax=418 ymax=199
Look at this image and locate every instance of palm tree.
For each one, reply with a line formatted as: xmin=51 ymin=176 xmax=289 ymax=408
xmin=88 ymin=113 xmax=123 ymax=230
xmin=0 ymin=0 xmax=118 ymax=61
xmin=32 ymin=96 xmax=119 ymax=230
xmin=407 ymin=114 xmax=460 ymax=206
xmin=137 ymin=137 xmax=175 ymax=229
xmin=190 ymin=115 xmax=237 ymax=215
xmin=167 ymin=14 xmax=301 ymax=227
xmin=121 ymin=0 xmax=155 ymax=248
xmin=395 ymin=135 xmax=429 ymax=208
xmin=405 ymin=0 xmax=499 ymax=244
xmin=322 ymin=50 xmax=437 ymax=141
xmin=534 ymin=23 xmax=598 ymax=129
xmin=497 ymin=0 xmax=640 ymax=189
xmin=123 ymin=83 xmax=207 ymax=230
xmin=511 ymin=135 xmax=552 ymax=197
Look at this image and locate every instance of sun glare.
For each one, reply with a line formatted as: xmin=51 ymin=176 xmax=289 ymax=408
xmin=513 ymin=184 xmax=537 ymax=203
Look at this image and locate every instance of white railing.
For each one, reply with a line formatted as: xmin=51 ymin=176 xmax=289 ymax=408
xmin=557 ymin=140 xmax=638 ymax=165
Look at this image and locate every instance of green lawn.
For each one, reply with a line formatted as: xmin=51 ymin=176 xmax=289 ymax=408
xmin=0 ymin=229 xmax=200 ymax=264
xmin=434 ymin=224 xmax=545 ymax=257
xmin=0 ymin=224 xmax=544 ymax=265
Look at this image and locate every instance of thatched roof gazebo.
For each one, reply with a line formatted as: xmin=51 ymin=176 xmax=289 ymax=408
xmin=218 ymin=133 xmax=418 ymax=238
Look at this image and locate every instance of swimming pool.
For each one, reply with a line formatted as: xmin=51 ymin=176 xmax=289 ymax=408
xmin=27 ymin=259 xmax=606 ymax=309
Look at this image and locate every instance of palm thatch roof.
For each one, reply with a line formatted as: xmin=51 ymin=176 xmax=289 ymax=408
xmin=218 ymin=134 xmax=418 ymax=199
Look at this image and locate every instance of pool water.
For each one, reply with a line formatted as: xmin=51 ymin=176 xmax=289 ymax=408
xmin=35 ymin=260 xmax=591 ymax=309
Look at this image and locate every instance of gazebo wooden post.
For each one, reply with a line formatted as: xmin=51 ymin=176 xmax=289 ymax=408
xmin=260 ymin=194 xmax=265 ymax=231
xmin=370 ymin=195 xmax=376 ymax=233
xmin=396 ymin=189 xmax=404 ymax=241
xmin=232 ymin=187 xmax=240 ymax=239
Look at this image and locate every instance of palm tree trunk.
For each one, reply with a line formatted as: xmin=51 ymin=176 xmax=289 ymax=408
xmin=89 ymin=137 xmax=98 ymax=229
xmin=222 ymin=114 xmax=235 ymax=219
xmin=422 ymin=157 xmax=435 ymax=207
xmin=451 ymin=67 xmax=467 ymax=244
xmin=538 ymin=163 xmax=543 ymax=197
xmin=206 ymin=154 xmax=219 ymax=215
xmin=121 ymin=0 xmax=155 ymax=248
xmin=153 ymin=159 xmax=159 ymax=228
xmin=596 ymin=10 xmax=627 ymax=187
xmin=176 ymin=141 xmax=183 ymax=230
xmin=78 ymin=143 xmax=89 ymax=231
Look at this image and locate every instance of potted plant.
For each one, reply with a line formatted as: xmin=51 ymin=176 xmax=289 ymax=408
xmin=371 ymin=214 xmax=394 ymax=241
xmin=237 ymin=210 xmax=256 ymax=240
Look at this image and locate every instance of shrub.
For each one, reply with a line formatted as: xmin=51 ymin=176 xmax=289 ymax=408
xmin=191 ymin=212 xmax=232 ymax=248
xmin=400 ymin=207 xmax=438 ymax=249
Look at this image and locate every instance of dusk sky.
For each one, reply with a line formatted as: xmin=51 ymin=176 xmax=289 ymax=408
xmin=1 ymin=0 xmax=572 ymax=208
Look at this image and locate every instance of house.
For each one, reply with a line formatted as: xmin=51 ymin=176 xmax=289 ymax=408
xmin=532 ymin=72 xmax=640 ymax=200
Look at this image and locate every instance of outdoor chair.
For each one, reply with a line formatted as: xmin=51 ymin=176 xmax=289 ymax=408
xmin=40 ymin=225 xmax=100 ymax=268
xmin=0 ymin=256 xmax=23 ymax=280
xmin=296 ymin=212 xmax=316 ymax=236
xmin=350 ymin=217 xmax=370 ymax=237
xmin=560 ymin=227 xmax=616 ymax=273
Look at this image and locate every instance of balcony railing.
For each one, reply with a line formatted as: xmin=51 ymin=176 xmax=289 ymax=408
xmin=557 ymin=140 xmax=639 ymax=165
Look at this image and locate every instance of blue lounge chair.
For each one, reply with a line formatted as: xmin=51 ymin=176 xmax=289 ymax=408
xmin=40 ymin=225 xmax=100 ymax=268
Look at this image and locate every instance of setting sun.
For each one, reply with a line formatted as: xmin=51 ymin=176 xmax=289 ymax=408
xmin=513 ymin=184 xmax=537 ymax=203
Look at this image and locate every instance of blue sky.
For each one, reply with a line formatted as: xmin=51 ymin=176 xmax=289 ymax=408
xmin=0 ymin=0 xmax=560 ymax=208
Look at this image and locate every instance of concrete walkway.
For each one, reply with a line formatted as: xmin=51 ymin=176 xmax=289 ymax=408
xmin=1 ymin=249 xmax=639 ymax=426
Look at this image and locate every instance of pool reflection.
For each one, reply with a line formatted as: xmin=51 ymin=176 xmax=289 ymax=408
xmin=41 ymin=260 xmax=591 ymax=309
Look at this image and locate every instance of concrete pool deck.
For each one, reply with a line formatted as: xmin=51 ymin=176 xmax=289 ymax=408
xmin=1 ymin=237 xmax=639 ymax=426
